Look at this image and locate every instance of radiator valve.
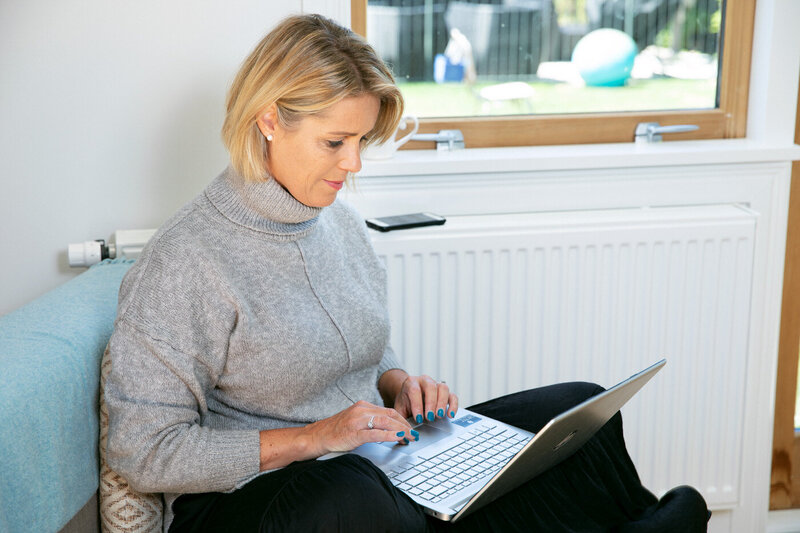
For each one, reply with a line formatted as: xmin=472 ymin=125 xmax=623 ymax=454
xmin=67 ymin=239 xmax=111 ymax=267
xmin=67 ymin=229 xmax=155 ymax=267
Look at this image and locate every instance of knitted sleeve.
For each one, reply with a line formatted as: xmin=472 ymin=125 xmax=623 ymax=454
xmin=105 ymin=321 xmax=261 ymax=494
xmin=105 ymin=228 xmax=260 ymax=494
xmin=377 ymin=343 xmax=404 ymax=380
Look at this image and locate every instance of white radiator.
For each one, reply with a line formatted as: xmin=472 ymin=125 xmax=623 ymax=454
xmin=370 ymin=203 xmax=756 ymax=511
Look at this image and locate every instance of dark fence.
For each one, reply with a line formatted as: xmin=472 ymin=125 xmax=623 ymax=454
xmin=367 ymin=0 xmax=721 ymax=81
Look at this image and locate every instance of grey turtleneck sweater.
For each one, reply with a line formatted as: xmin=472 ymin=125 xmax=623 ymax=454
xmin=105 ymin=167 xmax=402 ymax=528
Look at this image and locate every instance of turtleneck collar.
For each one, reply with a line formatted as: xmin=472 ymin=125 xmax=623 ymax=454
xmin=204 ymin=167 xmax=323 ymax=237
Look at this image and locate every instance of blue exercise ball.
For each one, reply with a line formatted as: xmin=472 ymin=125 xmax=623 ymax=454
xmin=572 ymin=29 xmax=638 ymax=87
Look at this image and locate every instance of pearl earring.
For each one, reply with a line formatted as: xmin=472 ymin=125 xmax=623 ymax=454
xmin=266 ymin=134 xmax=274 ymax=141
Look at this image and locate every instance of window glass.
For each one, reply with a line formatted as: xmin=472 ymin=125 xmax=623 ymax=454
xmin=795 ymin=357 xmax=800 ymax=430
xmin=367 ymin=0 xmax=722 ymax=118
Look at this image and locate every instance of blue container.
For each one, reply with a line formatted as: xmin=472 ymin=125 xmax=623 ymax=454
xmin=434 ymin=54 xmax=465 ymax=83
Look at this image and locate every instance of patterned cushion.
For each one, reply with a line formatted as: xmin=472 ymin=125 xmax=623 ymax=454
xmin=99 ymin=344 xmax=164 ymax=533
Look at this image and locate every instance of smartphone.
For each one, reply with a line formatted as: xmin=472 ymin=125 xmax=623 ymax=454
xmin=365 ymin=212 xmax=446 ymax=232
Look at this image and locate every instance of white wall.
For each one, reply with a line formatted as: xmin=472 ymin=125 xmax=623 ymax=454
xmin=1 ymin=0 xmax=798 ymax=316
xmin=0 ymin=1 xmax=302 ymax=315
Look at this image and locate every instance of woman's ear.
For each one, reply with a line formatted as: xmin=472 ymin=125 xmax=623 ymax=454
xmin=256 ymin=104 xmax=279 ymax=139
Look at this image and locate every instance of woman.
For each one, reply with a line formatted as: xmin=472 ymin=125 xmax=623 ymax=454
xmin=105 ymin=14 xmax=709 ymax=532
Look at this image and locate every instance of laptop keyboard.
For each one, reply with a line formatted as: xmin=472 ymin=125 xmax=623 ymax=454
xmin=384 ymin=424 xmax=531 ymax=504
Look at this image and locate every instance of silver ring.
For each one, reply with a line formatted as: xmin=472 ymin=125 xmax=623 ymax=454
xmin=367 ymin=415 xmax=375 ymax=429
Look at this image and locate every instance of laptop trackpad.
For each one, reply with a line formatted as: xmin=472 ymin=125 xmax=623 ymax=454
xmin=381 ymin=423 xmax=453 ymax=454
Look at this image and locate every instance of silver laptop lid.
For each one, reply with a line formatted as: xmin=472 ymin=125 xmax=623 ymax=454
xmin=452 ymin=358 xmax=666 ymax=521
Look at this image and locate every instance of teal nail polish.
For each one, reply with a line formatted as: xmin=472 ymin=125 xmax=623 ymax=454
xmin=427 ymin=411 xmax=434 ymax=421
xmin=396 ymin=431 xmax=405 ymax=437
xmin=450 ymin=411 xmax=456 ymax=418
xmin=416 ymin=414 xmax=423 ymax=424
xmin=437 ymin=409 xmax=444 ymax=418
xmin=402 ymin=437 xmax=409 ymax=444
xmin=410 ymin=429 xmax=420 ymax=438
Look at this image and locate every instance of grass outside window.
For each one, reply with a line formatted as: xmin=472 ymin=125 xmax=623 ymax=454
xmin=399 ymin=78 xmax=716 ymax=118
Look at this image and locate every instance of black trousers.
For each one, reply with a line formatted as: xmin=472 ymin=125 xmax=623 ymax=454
xmin=170 ymin=383 xmax=709 ymax=532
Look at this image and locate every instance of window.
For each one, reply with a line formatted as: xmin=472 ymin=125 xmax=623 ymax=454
xmin=352 ymin=0 xmax=755 ymax=148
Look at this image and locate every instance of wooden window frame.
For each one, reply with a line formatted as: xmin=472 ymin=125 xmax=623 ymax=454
xmin=770 ymin=73 xmax=800 ymax=510
xmin=351 ymin=0 xmax=755 ymax=148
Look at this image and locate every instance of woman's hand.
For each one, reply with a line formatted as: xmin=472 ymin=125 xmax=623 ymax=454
xmin=303 ymin=400 xmax=414 ymax=456
xmin=380 ymin=369 xmax=459 ymax=424
xmin=260 ymin=401 xmax=417 ymax=471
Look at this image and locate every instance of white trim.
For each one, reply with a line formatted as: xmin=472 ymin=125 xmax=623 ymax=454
xmin=358 ymin=140 xmax=800 ymax=179
xmin=768 ymin=509 xmax=800 ymax=533
xmin=747 ymin=0 xmax=800 ymax=144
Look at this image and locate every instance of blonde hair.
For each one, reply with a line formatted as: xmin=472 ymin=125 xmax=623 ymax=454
xmin=222 ymin=14 xmax=404 ymax=182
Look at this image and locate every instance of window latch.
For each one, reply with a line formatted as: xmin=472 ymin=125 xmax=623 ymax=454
xmin=634 ymin=122 xmax=699 ymax=144
xmin=412 ymin=129 xmax=465 ymax=151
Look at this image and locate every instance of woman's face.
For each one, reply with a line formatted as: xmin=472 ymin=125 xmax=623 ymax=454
xmin=258 ymin=94 xmax=381 ymax=208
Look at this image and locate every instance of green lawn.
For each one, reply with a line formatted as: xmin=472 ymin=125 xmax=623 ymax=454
xmin=397 ymin=77 xmax=717 ymax=117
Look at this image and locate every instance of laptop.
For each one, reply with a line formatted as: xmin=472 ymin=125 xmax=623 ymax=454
xmin=321 ymin=359 xmax=665 ymax=522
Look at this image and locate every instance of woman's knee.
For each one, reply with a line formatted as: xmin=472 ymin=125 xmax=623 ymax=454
xmin=615 ymin=485 xmax=709 ymax=532
xmin=554 ymin=380 xmax=605 ymax=402
xmin=469 ymin=381 xmax=606 ymax=433
xmin=659 ymin=485 xmax=710 ymax=529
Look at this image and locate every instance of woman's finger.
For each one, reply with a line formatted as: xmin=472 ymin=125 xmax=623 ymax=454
xmin=447 ymin=392 xmax=459 ymax=419
xmin=359 ymin=409 xmax=418 ymax=444
xmin=384 ymin=407 xmax=413 ymax=429
xmin=361 ymin=407 xmax=412 ymax=430
xmin=434 ymin=382 xmax=450 ymax=419
xmin=359 ymin=427 xmax=412 ymax=444
xmin=346 ymin=402 xmax=406 ymax=432
xmin=372 ymin=409 xmax=413 ymax=432
xmin=403 ymin=378 xmax=425 ymax=424
xmin=420 ymin=375 xmax=439 ymax=422
xmin=385 ymin=407 xmax=420 ymax=442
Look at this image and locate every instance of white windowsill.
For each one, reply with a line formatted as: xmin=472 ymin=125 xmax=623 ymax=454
xmin=768 ymin=509 xmax=800 ymax=533
xmin=358 ymin=139 xmax=800 ymax=178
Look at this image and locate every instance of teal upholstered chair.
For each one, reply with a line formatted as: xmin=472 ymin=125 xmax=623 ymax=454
xmin=0 ymin=259 xmax=134 ymax=533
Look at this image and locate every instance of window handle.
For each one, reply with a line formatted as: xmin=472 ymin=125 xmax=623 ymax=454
xmin=635 ymin=122 xmax=699 ymax=144
xmin=412 ymin=129 xmax=465 ymax=151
